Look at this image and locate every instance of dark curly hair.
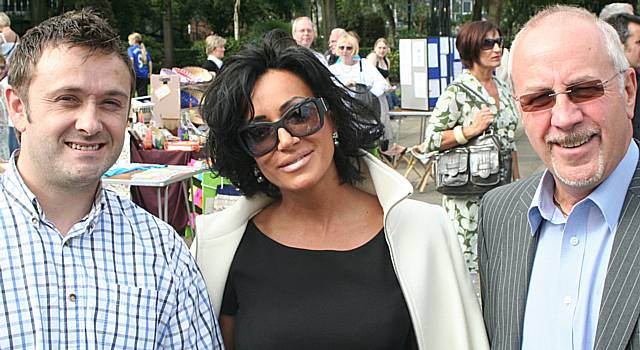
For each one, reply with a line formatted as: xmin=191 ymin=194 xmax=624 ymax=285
xmin=202 ymin=34 xmax=384 ymax=198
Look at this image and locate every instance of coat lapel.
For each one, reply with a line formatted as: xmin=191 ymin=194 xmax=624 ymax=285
xmin=594 ymin=157 xmax=640 ymax=350
xmin=512 ymin=178 xmax=540 ymax=349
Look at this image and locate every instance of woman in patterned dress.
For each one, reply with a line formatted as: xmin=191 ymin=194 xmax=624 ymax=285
xmin=419 ymin=20 xmax=520 ymax=272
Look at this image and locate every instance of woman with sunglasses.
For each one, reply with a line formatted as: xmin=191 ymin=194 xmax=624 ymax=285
xmin=417 ymin=20 xmax=520 ymax=273
xmin=329 ymin=33 xmax=394 ymax=145
xmin=191 ymin=35 xmax=488 ymax=350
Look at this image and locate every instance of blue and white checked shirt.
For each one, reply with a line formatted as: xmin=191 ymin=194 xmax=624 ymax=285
xmin=0 ymin=155 xmax=224 ymax=349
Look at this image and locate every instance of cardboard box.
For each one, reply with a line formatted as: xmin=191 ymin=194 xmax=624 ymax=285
xmin=150 ymin=74 xmax=180 ymax=129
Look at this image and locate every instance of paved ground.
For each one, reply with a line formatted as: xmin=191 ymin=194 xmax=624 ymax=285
xmin=387 ymin=114 xmax=546 ymax=204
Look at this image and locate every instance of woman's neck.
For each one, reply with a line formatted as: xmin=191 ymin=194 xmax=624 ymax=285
xmin=343 ymin=56 xmax=355 ymax=65
xmin=469 ymin=65 xmax=494 ymax=84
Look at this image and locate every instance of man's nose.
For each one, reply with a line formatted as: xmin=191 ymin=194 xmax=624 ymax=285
xmin=550 ymin=93 xmax=584 ymax=130
xmin=75 ymin=102 xmax=103 ymax=135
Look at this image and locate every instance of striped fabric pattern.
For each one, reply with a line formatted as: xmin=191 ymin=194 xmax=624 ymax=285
xmin=0 ymin=160 xmax=224 ymax=349
xmin=479 ymin=156 xmax=640 ymax=350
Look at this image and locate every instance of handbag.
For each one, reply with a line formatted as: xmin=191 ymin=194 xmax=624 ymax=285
xmin=434 ymin=82 xmax=512 ymax=196
xmin=352 ymin=61 xmax=381 ymax=118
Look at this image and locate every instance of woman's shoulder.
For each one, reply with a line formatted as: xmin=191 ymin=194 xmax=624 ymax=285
xmin=365 ymin=52 xmax=377 ymax=62
xmin=389 ymin=198 xmax=448 ymax=225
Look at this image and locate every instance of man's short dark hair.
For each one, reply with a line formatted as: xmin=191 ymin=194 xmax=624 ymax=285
xmin=605 ymin=13 xmax=640 ymax=46
xmin=202 ymin=36 xmax=384 ymax=198
xmin=9 ymin=8 xmax=135 ymax=102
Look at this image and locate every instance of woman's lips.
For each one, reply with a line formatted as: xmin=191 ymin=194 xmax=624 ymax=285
xmin=279 ymin=151 xmax=312 ymax=172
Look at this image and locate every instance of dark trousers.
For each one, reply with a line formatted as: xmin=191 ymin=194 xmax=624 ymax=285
xmin=135 ymin=77 xmax=150 ymax=97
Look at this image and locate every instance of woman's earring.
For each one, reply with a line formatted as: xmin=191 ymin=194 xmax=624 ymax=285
xmin=332 ymin=131 xmax=339 ymax=145
xmin=254 ymin=166 xmax=265 ymax=183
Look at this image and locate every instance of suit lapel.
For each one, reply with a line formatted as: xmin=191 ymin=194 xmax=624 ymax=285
xmin=512 ymin=178 xmax=540 ymax=349
xmin=594 ymin=157 xmax=640 ymax=350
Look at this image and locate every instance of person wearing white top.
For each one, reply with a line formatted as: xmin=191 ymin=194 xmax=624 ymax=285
xmin=329 ymin=33 xmax=392 ymax=141
xmin=291 ymin=16 xmax=328 ymax=67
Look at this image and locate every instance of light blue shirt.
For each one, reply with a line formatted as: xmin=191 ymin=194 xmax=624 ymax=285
xmin=522 ymin=141 xmax=638 ymax=350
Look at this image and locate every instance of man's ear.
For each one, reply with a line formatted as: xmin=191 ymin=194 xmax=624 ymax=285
xmin=5 ymin=86 xmax=28 ymax=132
xmin=624 ymin=68 xmax=637 ymax=121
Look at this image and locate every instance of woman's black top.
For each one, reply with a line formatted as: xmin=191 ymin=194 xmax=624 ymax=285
xmin=221 ymin=220 xmax=413 ymax=350
xmin=376 ymin=57 xmax=390 ymax=79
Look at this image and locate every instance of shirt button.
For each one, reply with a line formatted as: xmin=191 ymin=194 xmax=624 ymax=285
xmin=31 ymin=217 xmax=38 ymax=226
xmin=563 ymin=296 xmax=572 ymax=305
xmin=570 ymin=237 xmax=579 ymax=246
xmin=69 ymin=293 xmax=76 ymax=302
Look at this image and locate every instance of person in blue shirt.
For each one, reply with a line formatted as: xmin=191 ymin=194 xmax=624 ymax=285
xmin=479 ymin=5 xmax=640 ymax=350
xmin=127 ymin=32 xmax=152 ymax=97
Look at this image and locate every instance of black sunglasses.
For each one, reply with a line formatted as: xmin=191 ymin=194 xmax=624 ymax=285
xmin=338 ymin=45 xmax=353 ymax=51
xmin=481 ymin=37 xmax=504 ymax=50
xmin=238 ymin=97 xmax=327 ymax=157
xmin=516 ymin=71 xmax=623 ymax=113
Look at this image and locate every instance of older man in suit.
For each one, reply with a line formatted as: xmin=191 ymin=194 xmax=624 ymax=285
xmin=479 ymin=5 xmax=640 ymax=350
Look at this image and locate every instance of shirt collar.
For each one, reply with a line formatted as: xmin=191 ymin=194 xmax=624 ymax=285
xmin=527 ymin=140 xmax=639 ymax=235
xmin=1 ymin=150 xmax=41 ymax=217
xmin=207 ymin=55 xmax=223 ymax=69
xmin=1 ymin=150 xmax=106 ymax=233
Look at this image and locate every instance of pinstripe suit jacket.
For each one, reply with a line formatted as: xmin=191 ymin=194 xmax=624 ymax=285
xmin=478 ymin=156 xmax=640 ymax=350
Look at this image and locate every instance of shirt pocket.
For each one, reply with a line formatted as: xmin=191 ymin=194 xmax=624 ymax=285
xmin=85 ymin=283 xmax=160 ymax=349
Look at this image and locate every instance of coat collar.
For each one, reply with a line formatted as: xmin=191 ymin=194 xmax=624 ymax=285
xmin=199 ymin=152 xmax=414 ymax=239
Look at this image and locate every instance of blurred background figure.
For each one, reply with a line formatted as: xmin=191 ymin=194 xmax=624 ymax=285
xmin=202 ymin=34 xmax=226 ymax=74
xmin=325 ymin=27 xmax=346 ymax=65
xmin=604 ymin=12 xmax=640 ymax=140
xmin=366 ymin=38 xmax=400 ymax=110
xmin=330 ymin=33 xmax=393 ymax=147
xmin=291 ymin=16 xmax=327 ymax=66
xmin=127 ymin=32 xmax=152 ymax=97
xmin=599 ymin=2 xmax=634 ymax=20
xmin=417 ymin=20 xmax=520 ymax=272
xmin=0 ymin=12 xmax=18 ymax=61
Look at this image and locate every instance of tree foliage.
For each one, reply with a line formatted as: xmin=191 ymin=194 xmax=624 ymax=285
xmin=14 ymin=0 xmax=640 ymax=69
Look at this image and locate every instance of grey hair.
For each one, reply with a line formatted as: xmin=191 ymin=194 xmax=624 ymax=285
xmin=0 ymin=12 xmax=10 ymax=28
xmin=205 ymin=34 xmax=226 ymax=54
xmin=599 ymin=3 xmax=634 ymax=21
xmin=510 ymin=5 xmax=629 ymax=90
xmin=291 ymin=16 xmax=314 ymax=35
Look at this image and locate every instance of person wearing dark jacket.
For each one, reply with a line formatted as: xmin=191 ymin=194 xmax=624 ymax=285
xmin=605 ymin=13 xmax=640 ymax=139
xmin=202 ymin=34 xmax=226 ymax=74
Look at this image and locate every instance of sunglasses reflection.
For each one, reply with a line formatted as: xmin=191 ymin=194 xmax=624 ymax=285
xmin=239 ymin=98 xmax=327 ymax=157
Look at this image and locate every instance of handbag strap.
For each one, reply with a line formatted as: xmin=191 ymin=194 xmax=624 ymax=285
xmin=450 ymin=81 xmax=496 ymax=133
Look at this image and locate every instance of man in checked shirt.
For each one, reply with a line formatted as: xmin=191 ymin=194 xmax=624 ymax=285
xmin=0 ymin=9 xmax=224 ymax=349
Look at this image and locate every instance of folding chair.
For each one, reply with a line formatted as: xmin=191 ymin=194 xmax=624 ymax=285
xmin=379 ymin=144 xmax=412 ymax=169
xmin=403 ymin=149 xmax=437 ymax=192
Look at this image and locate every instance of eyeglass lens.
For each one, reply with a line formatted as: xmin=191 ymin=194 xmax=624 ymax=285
xmin=338 ymin=46 xmax=353 ymax=50
xmin=240 ymin=99 xmax=324 ymax=157
xmin=518 ymin=80 xmax=606 ymax=112
xmin=481 ymin=37 xmax=504 ymax=50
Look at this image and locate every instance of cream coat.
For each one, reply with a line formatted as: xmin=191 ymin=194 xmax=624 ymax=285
xmin=191 ymin=153 xmax=489 ymax=349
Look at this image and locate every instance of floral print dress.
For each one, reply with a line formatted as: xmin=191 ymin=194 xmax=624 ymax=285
xmin=424 ymin=70 xmax=519 ymax=272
